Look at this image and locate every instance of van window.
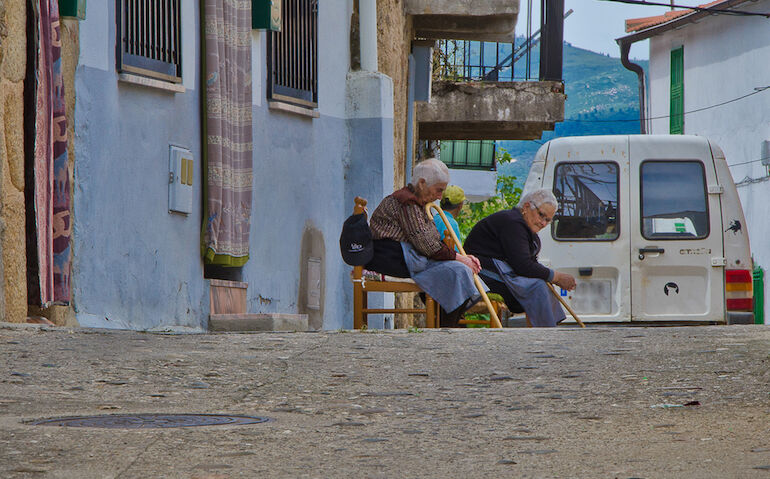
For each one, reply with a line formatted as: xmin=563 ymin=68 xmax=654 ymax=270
xmin=641 ymin=161 xmax=709 ymax=240
xmin=552 ymin=162 xmax=619 ymax=241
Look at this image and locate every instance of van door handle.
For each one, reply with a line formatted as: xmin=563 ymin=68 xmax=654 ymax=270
xmin=638 ymin=247 xmax=665 ymax=260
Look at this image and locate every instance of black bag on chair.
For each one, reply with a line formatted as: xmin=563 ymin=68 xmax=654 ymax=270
xmin=339 ymin=213 xmax=374 ymax=266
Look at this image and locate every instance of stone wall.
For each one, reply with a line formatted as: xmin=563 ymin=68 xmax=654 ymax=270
xmin=0 ymin=3 xmax=78 ymax=325
xmin=376 ymin=0 xmax=413 ymax=190
xmin=0 ymin=0 xmax=26 ymax=323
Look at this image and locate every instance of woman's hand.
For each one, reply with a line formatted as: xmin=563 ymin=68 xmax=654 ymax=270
xmin=456 ymin=254 xmax=481 ymax=274
xmin=552 ymin=271 xmax=576 ymax=291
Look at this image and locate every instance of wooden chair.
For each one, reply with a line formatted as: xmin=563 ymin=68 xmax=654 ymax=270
xmin=436 ymin=223 xmax=508 ymax=327
xmin=352 ymin=266 xmax=441 ymax=329
xmin=351 ymin=197 xmax=441 ymax=329
xmin=459 ymin=298 xmax=506 ymax=326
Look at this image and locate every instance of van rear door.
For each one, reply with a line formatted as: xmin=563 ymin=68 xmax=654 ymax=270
xmin=628 ymin=137 xmax=724 ymax=322
xmin=541 ymin=136 xmax=630 ymax=323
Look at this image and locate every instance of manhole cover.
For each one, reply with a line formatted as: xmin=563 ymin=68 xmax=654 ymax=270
xmin=27 ymin=414 xmax=270 ymax=429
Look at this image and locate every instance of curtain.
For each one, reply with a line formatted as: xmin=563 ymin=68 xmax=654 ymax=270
xmin=29 ymin=0 xmax=71 ymax=306
xmin=201 ymin=0 xmax=253 ymax=266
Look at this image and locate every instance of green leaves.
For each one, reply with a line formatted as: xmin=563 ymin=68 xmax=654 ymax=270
xmin=456 ymin=148 xmax=522 ymax=238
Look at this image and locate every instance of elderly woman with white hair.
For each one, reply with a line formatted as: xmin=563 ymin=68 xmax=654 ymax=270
xmin=366 ymin=158 xmax=484 ymax=326
xmin=464 ymin=188 xmax=577 ymax=327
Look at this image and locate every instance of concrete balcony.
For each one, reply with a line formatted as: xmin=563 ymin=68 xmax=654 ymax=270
xmin=406 ymin=0 xmax=519 ymax=42
xmin=416 ymin=80 xmax=565 ymax=140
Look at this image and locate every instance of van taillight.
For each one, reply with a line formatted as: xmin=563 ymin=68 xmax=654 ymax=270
xmin=726 ymin=269 xmax=753 ymax=311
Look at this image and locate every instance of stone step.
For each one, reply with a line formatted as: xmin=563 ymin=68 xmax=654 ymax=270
xmin=208 ymin=313 xmax=309 ymax=332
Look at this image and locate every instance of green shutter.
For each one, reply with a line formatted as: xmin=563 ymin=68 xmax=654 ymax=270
xmin=59 ymin=0 xmax=86 ymax=19
xmin=439 ymin=140 xmax=496 ymax=170
xmin=253 ymin=0 xmax=282 ymax=31
xmin=440 ymin=141 xmax=454 ymax=163
xmin=670 ymin=47 xmax=684 ymax=134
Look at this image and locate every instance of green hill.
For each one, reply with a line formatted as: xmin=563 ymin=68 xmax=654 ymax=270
xmin=497 ymin=40 xmax=647 ymax=184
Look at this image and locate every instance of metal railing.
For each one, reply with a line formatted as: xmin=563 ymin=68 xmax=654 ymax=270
xmin=434 ymin=2 xmax=567 ymax=83
xmin=435 ymin=40 xmax=516 ymax=82
xmin=268 ymin=0 xmax=318 ymax=108
xmin=116 ymin=0 xmax=182 ymax=83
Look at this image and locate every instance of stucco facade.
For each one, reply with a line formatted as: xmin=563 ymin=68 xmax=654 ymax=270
xmin=68 ymin=1 xmax=398 ymax=331
xmin=72 ymin=2 xmax=204 ymax=330
xmin=642 ymin=1 xmax=770 ymax=322
xmin=0 ymin=1 xmax=405 ymax=330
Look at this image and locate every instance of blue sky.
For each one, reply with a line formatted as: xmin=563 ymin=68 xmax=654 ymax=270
xmin=517 ymin=0 xmax=671 ymax=59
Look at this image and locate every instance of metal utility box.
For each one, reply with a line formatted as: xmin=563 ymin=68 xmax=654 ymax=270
xmin=307 ymin=257 xmax=321 ymax=310
xmin=252 ymin=0 xmax=282 ymax=31
xmin=59 ymin=0 xmax=86 ymax=19
xmin=168 ymin=146 xmax=194 ymax=215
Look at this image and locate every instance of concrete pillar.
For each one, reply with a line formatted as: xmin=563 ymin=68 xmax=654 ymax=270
xmin=540 ymin=0 xmax=564 ymax=82
xmin=344 ymin=70 xmax=394 ymax=329
xmin=359 ymin=0 xmax=378 ymax=72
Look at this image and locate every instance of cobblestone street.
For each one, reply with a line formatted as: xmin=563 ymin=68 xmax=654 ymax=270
xmin=2 ymin=323 xmax=770 ymax=478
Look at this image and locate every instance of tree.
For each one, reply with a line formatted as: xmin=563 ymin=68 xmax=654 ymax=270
xmin=456 ymin=148 xmax=522 ymax=238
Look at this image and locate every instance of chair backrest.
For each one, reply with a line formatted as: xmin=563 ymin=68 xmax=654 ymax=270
xmin=352 ymin=197 xmax=367 ymax=279
xmin=354 ymin=197 xmax=367 ymax=215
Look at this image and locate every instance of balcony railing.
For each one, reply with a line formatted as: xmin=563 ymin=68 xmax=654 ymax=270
xmin=420 ymin=1 xmax=567 ymax=145
xmin=433 ymin=2 xmax=568 ymax=83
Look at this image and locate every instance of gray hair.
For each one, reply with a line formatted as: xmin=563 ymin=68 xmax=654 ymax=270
xmin=413 ymin=158 xmax=450 ymax=186
xmin=519 ymin=188 xmax=558 ymax=211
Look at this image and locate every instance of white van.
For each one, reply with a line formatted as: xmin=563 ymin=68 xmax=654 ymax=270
xmin=522 ymin=135 xmax=754 ymax=324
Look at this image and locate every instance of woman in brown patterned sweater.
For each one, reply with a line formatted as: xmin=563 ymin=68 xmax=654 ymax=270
xmin=365 ymin=159 xmax=484 ymax=326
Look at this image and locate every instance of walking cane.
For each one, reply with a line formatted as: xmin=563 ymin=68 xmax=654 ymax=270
xmin=425 ymin=203 xmax=503 ymax=328
xmin=546 ymin=283 xmax=585 ymax=328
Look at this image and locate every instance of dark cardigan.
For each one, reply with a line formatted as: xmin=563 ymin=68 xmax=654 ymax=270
xmin=463 ymin=208 xmax=553 ymax=281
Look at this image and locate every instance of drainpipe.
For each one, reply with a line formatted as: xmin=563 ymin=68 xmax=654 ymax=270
xmin=618 ymin=39 xmax=647 ymax=134
xmin=405 ymin=54 xmax=416 ymax=184
xmin=359 ymin=0 xmax=378 ymax=72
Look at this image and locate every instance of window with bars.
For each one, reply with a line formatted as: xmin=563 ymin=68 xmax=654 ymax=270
xmin=267 ymin=0 xmax=318 ymax=108
xmin=116 ymin=0 xmax=182 ymax=83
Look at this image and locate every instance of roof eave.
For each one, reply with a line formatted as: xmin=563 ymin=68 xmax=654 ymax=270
xmin=615 ymin=0 xmax=752 ymax=45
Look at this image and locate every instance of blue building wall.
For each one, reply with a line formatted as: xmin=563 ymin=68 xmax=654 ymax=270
xmin=73 ymin=2 xmax=206 ymax=330
xmin=245 ymin=4 xmax=394 ymax=330
xmin=72 ymin=2 xmax=394 ymax=330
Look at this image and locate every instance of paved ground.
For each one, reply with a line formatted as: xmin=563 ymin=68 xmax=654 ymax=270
xmin=1 ymin=322 xmax=770 ymax=478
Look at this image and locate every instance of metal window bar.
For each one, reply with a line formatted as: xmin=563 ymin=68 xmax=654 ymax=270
xmin=116 ymin=0 xmax=182 ymax=83
xmin=268 ymin=0 xmax=318 ymax=108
